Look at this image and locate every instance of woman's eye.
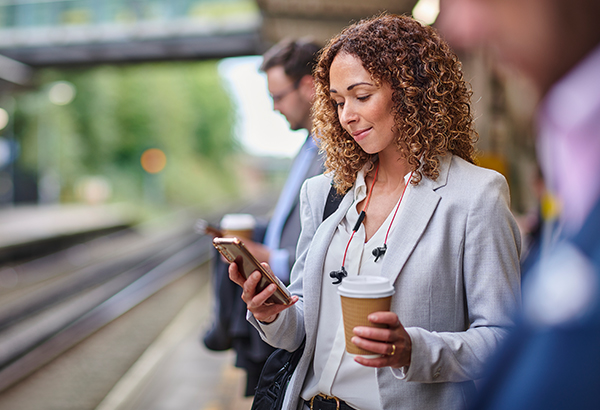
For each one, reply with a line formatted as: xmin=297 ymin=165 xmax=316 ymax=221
xmin=333 ymin=100 xmax=344 ymax=108
xmin=357 ymin=95 xmax=371 ymax=101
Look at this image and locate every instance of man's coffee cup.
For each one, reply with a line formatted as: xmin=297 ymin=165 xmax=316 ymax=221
xmin=220 ymin=213 xmax=256 ymax=241
xmin=337 ymin=276 xmax=395 ymax=357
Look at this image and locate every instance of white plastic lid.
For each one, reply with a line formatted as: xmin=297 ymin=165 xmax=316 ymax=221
xmin=337 ymin=276 xmax=395 ymax=298
xmin=220 ymin=213 xmax=256 ymax=230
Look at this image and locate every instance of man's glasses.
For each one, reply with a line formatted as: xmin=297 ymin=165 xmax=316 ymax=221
xmin=270 ymin=78 xmax=301 ymax=103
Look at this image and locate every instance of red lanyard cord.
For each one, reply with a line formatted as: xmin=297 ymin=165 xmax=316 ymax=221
xmin=330 ymin=164 xmax=412 ymax=284
xmin=384 ymin=171 xmax=413 ymax=244
xmin=371 ymin=171 xmax=413 ymax=262
xmin=340 ymin=162 xmax=379 ymax=270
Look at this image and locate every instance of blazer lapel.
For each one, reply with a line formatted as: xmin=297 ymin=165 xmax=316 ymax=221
xmin=381 ymin=154 xmax=451 ymax=285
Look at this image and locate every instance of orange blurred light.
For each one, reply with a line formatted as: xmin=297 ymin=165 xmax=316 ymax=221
xmin=141 ymin=148 xmax=167 ymax=174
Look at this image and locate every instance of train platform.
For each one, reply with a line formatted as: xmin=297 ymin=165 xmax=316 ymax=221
xmin=94 ymin=276 xmax=254 ymax=410
xmin=0 ymin=203 xmax=135 ymax=260
xmin=0 ymin=259 xmax=255 ymax=410
xmin=0 ymin=203 xmax=134 ymax=247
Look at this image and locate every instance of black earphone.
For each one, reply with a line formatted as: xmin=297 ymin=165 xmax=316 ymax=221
xmin=372 ymin=244 xmax=387 ymax=262
xmin=329 ymin=266 xmax=348 ymax=285
xmin=329 ymin=165 xmax=412 ymax=285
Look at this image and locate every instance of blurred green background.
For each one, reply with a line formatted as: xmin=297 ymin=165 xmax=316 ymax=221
xmin=11 ymin=62 xmax=240 ymax=216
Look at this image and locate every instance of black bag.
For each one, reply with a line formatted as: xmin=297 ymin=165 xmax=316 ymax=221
xmin=251 ymin=339 xmax=305 ymax=410
xmin=251 ymin=185 xmax=344 ymax=410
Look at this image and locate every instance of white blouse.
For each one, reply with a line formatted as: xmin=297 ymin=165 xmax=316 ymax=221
xmin=300 ymin=166 xmax=412 ymax=410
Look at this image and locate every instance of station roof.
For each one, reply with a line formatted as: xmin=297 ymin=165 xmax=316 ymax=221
xmin=0 ymin=0 xmax=419 ymax=87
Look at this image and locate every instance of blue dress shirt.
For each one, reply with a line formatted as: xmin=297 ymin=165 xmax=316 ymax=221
xmin=263 ymin=136 xmax=318 ymax=283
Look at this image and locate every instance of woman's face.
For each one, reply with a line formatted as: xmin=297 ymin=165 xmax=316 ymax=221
xmin=329 ymin=52 xmax=398 ymax=155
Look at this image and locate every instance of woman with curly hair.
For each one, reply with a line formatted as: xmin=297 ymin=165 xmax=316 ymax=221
xmin=229 ymin=14 xmax=521 ymax=410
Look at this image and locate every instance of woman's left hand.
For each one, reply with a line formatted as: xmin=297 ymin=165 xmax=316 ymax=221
xmin=351 ymin=311 xmax=412 ymax=369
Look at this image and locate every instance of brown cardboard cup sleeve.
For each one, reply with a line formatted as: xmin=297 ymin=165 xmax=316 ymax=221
xmin=337 ymin=276 xmax=395 ymax=356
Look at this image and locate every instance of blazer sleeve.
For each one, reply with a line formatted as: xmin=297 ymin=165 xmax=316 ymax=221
xmin=247 ymin=175 xmax=330 ymax=351
xmin=403 ymin=171 xmax=522 ymax=383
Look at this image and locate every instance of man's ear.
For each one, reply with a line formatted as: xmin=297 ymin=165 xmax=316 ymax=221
xmin=298 ymin=74 xmax=316 ymax=101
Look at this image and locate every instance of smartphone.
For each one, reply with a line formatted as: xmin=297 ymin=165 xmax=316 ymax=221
xmin=195 ymin=219 xmax=224 ymax=237
xmin=212 ymin=237 xmax=293 ymax=305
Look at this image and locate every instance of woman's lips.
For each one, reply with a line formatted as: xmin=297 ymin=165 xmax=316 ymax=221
xmin=352 ymin=127 xmax=372 ymax=142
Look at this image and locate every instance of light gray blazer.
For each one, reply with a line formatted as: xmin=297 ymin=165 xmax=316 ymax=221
xmin=250 ymin=154 xmax=522 ymax=410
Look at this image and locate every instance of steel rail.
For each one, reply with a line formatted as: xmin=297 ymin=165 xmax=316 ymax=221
xmin=0 ymin=230 xmax=200 ymax=330
xmin=0 ymin=229 xmax=214 ymax=392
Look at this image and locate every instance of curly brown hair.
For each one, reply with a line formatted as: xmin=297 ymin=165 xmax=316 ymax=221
xmin=313 ymin=14 xmax=478 ymax=194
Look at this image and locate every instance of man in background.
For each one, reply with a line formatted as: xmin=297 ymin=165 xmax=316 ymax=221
xmin=242 ymin=38 xmax=323 ymax=283
xmin=438 ymin=0 xmax=600 ymax=408
xmin=203 ymin=38 xmax=323 ymax=397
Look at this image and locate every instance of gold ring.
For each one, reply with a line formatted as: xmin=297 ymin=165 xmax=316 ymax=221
xmin=389 ymin=343 xmax=396 ymax=356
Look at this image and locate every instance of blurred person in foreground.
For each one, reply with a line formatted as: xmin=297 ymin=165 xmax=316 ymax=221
xmin=229 ymin=14 xmax=521 ymax=410
xmin=439 ymin=0 xmax=600 ymax=408
xmin=203 ymin=38 xmax=324 ymax=396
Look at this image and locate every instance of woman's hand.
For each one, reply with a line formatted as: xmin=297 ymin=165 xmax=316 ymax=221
xmin=351 ymin=311 xmax=412 ymax=369
xmin=228 ymin=261 xmax=297 ymax=324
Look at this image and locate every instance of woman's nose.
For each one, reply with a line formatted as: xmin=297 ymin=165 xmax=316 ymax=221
xmin=339 ymin=103 xmax=358 ymax=126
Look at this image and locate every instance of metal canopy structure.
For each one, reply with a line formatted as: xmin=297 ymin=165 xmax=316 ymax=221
xmin=0 ymin=0 xmax=419 ymax=67
xmin=0 ymin=0 xmax=420 ymax=90
xmin=257 ymin=0 xmax=420 ymax=45
xmin=0 ymin=0 xmax=264 ymax=68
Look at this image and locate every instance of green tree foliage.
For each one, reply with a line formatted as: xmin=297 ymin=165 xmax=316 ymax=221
xmin=13 ymin=60 xmax=241 ymax=213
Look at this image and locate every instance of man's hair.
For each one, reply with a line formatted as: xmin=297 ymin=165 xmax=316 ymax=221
xmin=260 ymin=38 xmax=321 ymax=81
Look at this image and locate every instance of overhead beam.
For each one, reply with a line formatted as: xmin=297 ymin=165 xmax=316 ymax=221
xmin=0 ymin=33 xmax=262 ymax=67
xmin=256 ymin=0 xmax=420 ymax=45
xmin=0 ymin=15 xmax=263 ymax=67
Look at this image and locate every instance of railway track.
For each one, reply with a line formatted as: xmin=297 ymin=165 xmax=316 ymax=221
xmin=0 ymin=215 xmax=215 ymax=394
xmin=0 ymin=197 xmax=277 ymax=408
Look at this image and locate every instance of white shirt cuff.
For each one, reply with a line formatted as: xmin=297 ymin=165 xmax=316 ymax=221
xmin=390 ymin=366 xmax=409 ymax=379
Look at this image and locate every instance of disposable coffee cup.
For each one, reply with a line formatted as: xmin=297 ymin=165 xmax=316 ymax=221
xmin=220 ymin=213 xmax=255 ymax=241
xmin=338 ymin=276 xmax=395 ymax=357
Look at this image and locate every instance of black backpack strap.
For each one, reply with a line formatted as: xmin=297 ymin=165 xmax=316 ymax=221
xmin=322 ymin=184 xmax=345 ymax=221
